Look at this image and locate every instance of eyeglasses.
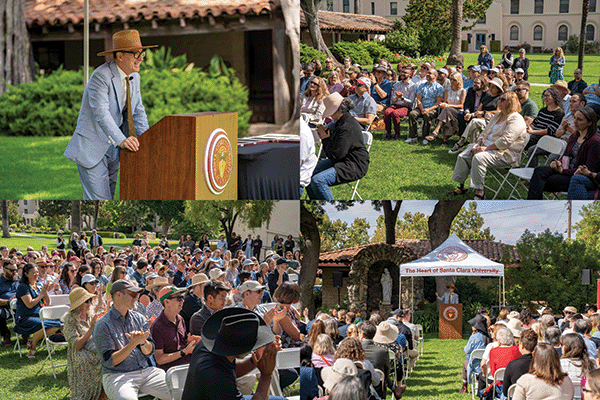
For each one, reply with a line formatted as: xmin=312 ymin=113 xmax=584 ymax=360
xmin=542 ymin=94 xmax=551 ymax=98
xmin=168 ymin=296 xmax=185 ymax=302
xmin=310 ymin=82 xmax=318 ymax=86
xmin=121 ymin=50 xmax=146 ymax=59
xmin=39 ymin=266 xmax=47 ymax=269
xmin=514 ymin=88 xmax=527 ymax=92
xmin=125 ymin=291 xmax=140 ymax=299
xmin=4 ymin=268 xmax=17 ymax=272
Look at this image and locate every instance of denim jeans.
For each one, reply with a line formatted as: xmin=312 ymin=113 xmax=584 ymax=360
xmin=306 ymin=159 xmax=338 ymax=200
xmin=567 ymin=174 xmax=598 ymax=199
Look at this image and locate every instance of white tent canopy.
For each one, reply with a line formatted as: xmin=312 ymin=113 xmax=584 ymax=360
xmin=400 ymin=233 xmax=504 ymax=277
xmin=399 ymin=233 xmax=505 ymax=309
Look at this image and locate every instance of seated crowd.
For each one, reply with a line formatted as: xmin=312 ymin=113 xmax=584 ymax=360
xmin=300 ymin=307 xmax=422 ymax=400
xmin=0 ymin=232 xmax=302 ymax=400
xmin=463 ymin=304 xmax=600 ymax=399
xmin=299 ymin=53 xmax=600 ymax=200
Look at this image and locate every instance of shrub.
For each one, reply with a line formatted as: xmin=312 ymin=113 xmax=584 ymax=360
xmin=330 ymin=41 xmax=373 ymax=66
xmin=562 ymin=35 xmax=600 ymax=54
xmin=300 ymin=43 xmax=327 ymax=65
xmin=383 ymin=21 xmax=420 ymax=57
xmin=0 ymin=54 xmax=252 ymax=137
xmin=517 ymin=42 xmax=531 ymax=52
xmin=359 ymin=40 xmax=401 ymax=64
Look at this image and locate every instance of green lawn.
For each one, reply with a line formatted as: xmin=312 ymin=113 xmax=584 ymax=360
xmin=0 ymin=330 xmax=465 ymax=400
xmin=1 ymin=233 xmax=157 ymax=251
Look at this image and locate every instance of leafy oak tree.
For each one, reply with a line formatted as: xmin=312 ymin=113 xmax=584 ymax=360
xmin=505 ymin=229 xmax=600 ymax=311
xmin=451 ymin=201 xmax=495 ymax=240
xmin=319 ymin=216 xmax=371 ymax=251
xmin=574 ymin=201 xmax=600 ymax=253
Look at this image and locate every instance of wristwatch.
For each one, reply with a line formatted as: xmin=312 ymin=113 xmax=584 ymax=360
xmin=180 ymin=350 xmax=186 ymax=358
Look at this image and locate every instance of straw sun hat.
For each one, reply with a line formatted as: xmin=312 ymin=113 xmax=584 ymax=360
xmin=97 ymin=30 xmax=157 ymax=57
xmin=68 ymin=287 xmax=96 ymax=312
xmin=373 ymin=322 xmax=399 ymax=344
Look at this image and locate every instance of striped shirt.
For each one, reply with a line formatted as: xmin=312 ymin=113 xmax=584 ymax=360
xmin=530 ymin=107 xmax=564 ymax=137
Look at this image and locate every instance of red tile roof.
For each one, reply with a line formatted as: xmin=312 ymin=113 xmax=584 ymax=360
xmin=301 ymin=10 xmax=394 ymax=33
xmin=26 ymin=0 xmax=279 ymax=27
xmin=319 ymin=239 xmax=520 ymax=266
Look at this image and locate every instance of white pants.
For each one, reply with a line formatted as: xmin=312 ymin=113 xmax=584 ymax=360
xmin=452 ymin=145 xmax=510 ymax=190
xmin=103 ymin=367 xmax=169 ymax=400
xmin=461 ymin=118 xmax=487 ymax=143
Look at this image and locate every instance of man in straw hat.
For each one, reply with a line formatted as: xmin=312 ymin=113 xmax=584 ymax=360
xmin=93 ymin=279 xmax=169 ymax=400
xmin=182 ymin=308 xmax=284 ymax=400
xmin=180 ymin=273 xmax=209 ymax=331
xmin=64 ymin=30 xmax=157 ymax=200
xmin=436 ymin=283 xmax=459 ymax=304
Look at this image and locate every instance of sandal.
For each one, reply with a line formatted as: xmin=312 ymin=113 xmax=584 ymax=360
xmin=474 ymin=193 xmax=486 ymax=200
xmin=27 ymin=349 xmax=36 ymax=359
xmin=451 ymin=186 xmax=468 ymax=196
xmin=424 ymin=131 xmax=439 ymax=142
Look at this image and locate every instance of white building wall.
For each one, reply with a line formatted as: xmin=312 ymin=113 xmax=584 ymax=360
xmin=18 ymin=200 xmax=39 ymax=226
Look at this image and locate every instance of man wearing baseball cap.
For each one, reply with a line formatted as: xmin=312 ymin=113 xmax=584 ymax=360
xmin=182 ymin=308 xmax=284 ymax=400
xmin=93 ymin=279 xmax=169 ymax=400
xmin=64 ymin=30 xmax=157 ymax=200
xmin=349 ymin=78 xmax=377 ymax=127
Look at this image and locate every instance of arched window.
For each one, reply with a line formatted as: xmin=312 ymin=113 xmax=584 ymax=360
xmin=558 ymin=25 xmax=568 ymax=41
xmin=587 ymin=25 xmax=596 ymax=42
xmin=510 ymin=25 xmax=519 ymax=41
xmin=534 ymin=25 xmax=543 ymax=41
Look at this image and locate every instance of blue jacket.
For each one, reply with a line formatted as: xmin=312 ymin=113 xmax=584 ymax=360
xmin=64 ymin=61 xmax=149 ymax=168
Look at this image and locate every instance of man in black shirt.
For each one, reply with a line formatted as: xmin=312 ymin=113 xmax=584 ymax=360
xmin=182 ymin=308 xmax=283 ymax=400
xmin=503 ymin=329 xmax=538 ymax=398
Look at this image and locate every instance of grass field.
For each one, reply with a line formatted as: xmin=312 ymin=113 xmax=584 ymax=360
xmin=0 ymin=330 xmax=466 ymax=400
xmin=1 ymin=233 xmax=158 ymax=251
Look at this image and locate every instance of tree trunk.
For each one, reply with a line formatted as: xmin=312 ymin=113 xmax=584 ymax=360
xmin=93 ymin=201 xmax=100 ymax=229
xmin=578 ymin=0 xmax=589 ymax=70
xmin=162 ymin=217 xmax=172 ymax=237
xmin=279 ymin=0 xmax=302 ymax=132
xmin=1 ymin=201 xmax=10 ymax=238
xmin=428 ymin=200 xmax=465 ymax=295
xmin=300 ymin=0 xmax=338 ymax=61
xmin=1 ymin=0 xmax=34 ymax=93
xmin=300 ymin=202 xmax=321 ymax=320
xmin=382 ymin=200 xmax=402 ymax=245
xmin=446 ymin=0 xmax=465 ymax=66
xmin=71 ymin=201 xmax=82 ymax=234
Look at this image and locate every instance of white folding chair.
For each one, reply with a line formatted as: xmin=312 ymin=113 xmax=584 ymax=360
xmin=573 ymin=380 xmax=582 ymax=400
xmin=9 ymin=298 xmax=24 ymax=357
xmin=165 ymin=364 xmax=189 ymax=400
xmin=484 ymin=133 xmax=530 ymax=199
xmin=492 ymin=368 xmax=506 ymax=399
xmin=348 ymin=130 xmax=373 ymax=200
xmin=388 ymin=349 xmax=398 ymax=385
xmin=468 ymin=349 xmax=486 ymax=400
xmin=502 ymin=135 xmax=567 ymax=199
xmin=416 ymin=324 xmax=424 ymax=355
xmin=48 ymin=294 xmax=70 ymax=306
xmin=507 ymin=383 xmax=517 ymax=400
xmin=39 ymin=305 xmax=69 ymax=378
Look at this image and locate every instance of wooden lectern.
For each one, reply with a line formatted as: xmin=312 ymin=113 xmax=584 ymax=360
xmin=120 ymin=112 xmax=238 ymax=200
xmin=439 ymin=303 xmax=462 ymax=339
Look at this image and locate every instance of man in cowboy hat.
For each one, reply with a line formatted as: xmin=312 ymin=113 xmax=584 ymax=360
xmin=436 ymin=283 xmax=459 ymax=304
xmin=64 ymin=30 xmax=157 ymax=200
xmin=182 ymin=308 xmax=283 ymax=400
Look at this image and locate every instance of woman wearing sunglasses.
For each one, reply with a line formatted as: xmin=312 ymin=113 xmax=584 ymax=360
xmin=150 ymin=286 xmax=201 ymax=371
xmin=63 ymin=287 xmax=103 ymax=400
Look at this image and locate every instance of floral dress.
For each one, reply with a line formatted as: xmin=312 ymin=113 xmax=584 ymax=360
xmin=280 ymin=307 xmax=303 ymax=348
xmin=63 ymin=312 xmax=102 ymax=400
xmin=549 ymin=55 xmax=565 ymax=84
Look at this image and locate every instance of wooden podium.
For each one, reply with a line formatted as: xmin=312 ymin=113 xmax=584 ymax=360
xmin=120 ymin=112 xmax=238 ymax=199
xmin=439 ymin=303 xmax=462 ymax=339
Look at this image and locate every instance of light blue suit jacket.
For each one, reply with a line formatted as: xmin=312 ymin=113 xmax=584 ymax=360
xmin=64 ymin=61 xmax=149 ymax=168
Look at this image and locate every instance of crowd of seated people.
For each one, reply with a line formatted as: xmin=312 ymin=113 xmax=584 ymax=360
xmin=300 ymin=307 xmax=422 ymax=400
xmin=299 ymin=54 xmax=600 ymax=200
xmin=0 ymin=233 xmax=301 ymax=400
xmin=460 ymin=305 xmax=600 ymax=399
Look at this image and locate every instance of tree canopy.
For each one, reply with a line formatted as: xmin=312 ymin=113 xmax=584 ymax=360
xmin=402 ymin=0 xmax=493 ymax=55
xmin=574 ymin=201 xmax=600 ymax=253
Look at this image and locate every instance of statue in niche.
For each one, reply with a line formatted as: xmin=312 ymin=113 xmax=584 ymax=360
xmin=381 ymin=268 xmax=392 ymax=304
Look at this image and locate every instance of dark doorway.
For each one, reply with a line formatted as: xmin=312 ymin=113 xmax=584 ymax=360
xmin=246 ymin=30 xmax=274 ymax=123
xmin=366 ymin=260 xmax=399 ymax=313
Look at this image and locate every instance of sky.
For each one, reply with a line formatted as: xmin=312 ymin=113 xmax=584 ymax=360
xmin=322 ymin=200 xmax=595 ymax=245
